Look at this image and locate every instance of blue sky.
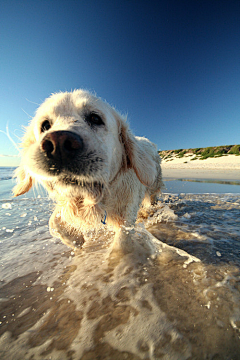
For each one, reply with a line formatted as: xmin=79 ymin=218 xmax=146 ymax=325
xmin=1 ymin=0 xmax=240 ymax=167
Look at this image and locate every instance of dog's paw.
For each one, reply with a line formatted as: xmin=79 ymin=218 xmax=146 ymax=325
xmin=112 ymin=226 xmax=158 ymax=259
xmin=112 ymin=227 xmax=135 ymax=254
xmin=49 ymin=212 xmax=84 ymax=249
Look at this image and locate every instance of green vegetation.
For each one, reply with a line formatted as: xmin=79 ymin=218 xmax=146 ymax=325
xmin=159 ymin=145 xmax=240 ymax=161
xmin=199 ymin=147 xmax=216 ymax=160
xmin=172 ymin=149 xmax=187 ymax=158
xmin=229 ymin=145 xmax=240 ymax=155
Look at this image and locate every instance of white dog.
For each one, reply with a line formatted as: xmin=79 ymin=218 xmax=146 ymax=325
xmin=14 ymin=90 xmax=162 ymax=252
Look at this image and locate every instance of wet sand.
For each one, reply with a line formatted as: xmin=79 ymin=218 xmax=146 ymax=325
xmin=1 ymin=166 xmax=240 ymax=359
xmin=1 ymin=194 xmax=240 ymax=359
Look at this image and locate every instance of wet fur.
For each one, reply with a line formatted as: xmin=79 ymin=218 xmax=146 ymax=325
xmin=13 ymin=90 xmax=163 ymax=251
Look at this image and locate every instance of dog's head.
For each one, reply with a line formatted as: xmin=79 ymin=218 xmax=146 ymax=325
xmin=13 ymin=90 xmax=158 ymax=202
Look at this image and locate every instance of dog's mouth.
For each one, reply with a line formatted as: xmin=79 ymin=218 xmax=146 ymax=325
xmin=33 ymin=146 xmax=106 ymax=201
xmin=60 ymin=176 xmax=104 ymax=191
xmin=46 ymin=174 xmax=105 ymax=202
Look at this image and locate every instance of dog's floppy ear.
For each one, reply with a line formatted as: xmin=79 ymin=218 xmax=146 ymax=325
xmin=13 ymin=124 xmax=36 ymax=197
xmin=117 ymin=115 xmax=158 ymax=187
xmin=13 ymin=166 xmax=33 ymax=196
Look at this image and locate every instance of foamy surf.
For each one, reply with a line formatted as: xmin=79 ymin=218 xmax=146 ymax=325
xmin=0 ymin=192 xmax=240 ymax=359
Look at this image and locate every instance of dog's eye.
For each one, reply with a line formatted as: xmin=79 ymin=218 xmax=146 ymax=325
xmin=41 ymin=120 xmax=51 ymax=133
xmin=85 ymin=113 xmax=104 ymax=127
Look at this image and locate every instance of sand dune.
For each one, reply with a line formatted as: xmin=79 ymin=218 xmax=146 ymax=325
xmin=161 ymin=154 xmax=240 ymax=180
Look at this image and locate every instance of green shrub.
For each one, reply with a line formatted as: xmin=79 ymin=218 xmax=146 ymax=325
xmin=215 ymin=147 xmax=225 ymax=156
xmin=176 ymin=150 xmax=187 ymax=158
xmin=192 ymin=148 xmax=201 ymax=154
xmin=199 ymin=147 xmax=215 ymax=159
xmin=229 ymin=145 xmax=240 ymax=155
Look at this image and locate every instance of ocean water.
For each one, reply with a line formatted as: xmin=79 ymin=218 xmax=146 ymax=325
xmin=0 ymin=167 xmax=240 ymax=359
xmin=164 ymin=178 xmax=240 ymax=194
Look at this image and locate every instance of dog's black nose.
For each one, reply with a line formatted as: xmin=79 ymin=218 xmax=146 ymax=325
xmin=41 ymin=131 xmax=83 ymax=160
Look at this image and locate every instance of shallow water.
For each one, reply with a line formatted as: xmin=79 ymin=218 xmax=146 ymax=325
xmin=164 ymin=178 xmax=240 ymax=194
xmin=0 ymin=168 xmax=240 ymax=359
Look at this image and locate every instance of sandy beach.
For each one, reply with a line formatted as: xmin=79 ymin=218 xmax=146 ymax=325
xmin=161 ymin=154 xmax=240 ymax=180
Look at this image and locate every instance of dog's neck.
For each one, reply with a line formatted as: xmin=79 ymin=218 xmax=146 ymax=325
xmin=55 ymin=194 xmax=105 ymax=231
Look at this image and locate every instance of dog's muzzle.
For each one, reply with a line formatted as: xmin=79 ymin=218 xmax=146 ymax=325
xmin=40 ymin=130 xmax=83 ymax=171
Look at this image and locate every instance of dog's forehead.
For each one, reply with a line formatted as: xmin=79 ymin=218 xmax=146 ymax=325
xmin=36 ymin=91 xmax=113 ymax=123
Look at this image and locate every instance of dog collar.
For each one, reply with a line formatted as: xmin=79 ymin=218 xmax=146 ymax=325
xmin=101 ymin=211 xmax=107 ymax=225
